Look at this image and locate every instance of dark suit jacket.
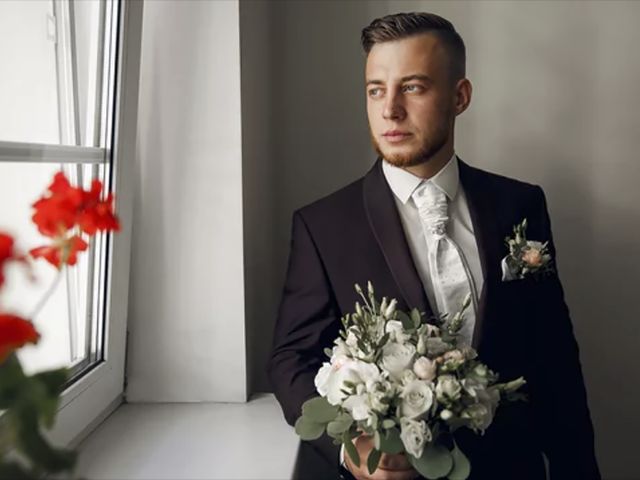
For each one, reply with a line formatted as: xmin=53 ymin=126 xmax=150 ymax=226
xmin=268 ymin=158 xmax=600 ymax=480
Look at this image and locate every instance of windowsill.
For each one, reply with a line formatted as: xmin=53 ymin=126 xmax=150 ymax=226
xmin=75 ymin=393 xmax=299 ymax=479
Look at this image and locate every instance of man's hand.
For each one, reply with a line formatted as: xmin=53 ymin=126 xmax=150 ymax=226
xmin=344 ymin=434 xmax=419 ymax=480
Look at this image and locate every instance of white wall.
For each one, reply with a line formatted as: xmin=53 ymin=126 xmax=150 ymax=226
xmin=126 ymin=0 xmax=246 ymax=402
xmin=242 ymin=1 xmax=640 ymax=479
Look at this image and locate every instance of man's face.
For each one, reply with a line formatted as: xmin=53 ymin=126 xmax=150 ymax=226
xmin=365 ymin=33 xmax=460 ymax=167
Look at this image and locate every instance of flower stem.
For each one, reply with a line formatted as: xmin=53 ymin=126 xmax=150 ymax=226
xmin=29 ymin=268 xmax=64 ymax=319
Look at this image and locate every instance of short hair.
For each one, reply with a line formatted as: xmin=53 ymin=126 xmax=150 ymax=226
xmin=361 ymin=12 xmax=466 ymax=81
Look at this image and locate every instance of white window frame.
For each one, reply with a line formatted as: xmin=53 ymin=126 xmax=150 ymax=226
xmin=0 ymin=0 xmax=143 ymax=447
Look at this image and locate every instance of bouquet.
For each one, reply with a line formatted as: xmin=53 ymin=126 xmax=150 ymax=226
xmin=295 ymin=282 xmax=526 ymax=480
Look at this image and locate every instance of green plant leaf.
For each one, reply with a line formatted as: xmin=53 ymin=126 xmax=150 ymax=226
xmin=378 ymin=427 xmax=404 ymax=455
xmin=301 ymin=396 xmax=339 ymax=423
xmin=410 ymin=443 xmax=453 ymax=480
xmin=326 ymin=413 xmax=353 ymax=438
xmin=410 ymin=309 xmax=422 ymax=328
xmin=448 ymin=441 xmax=471 ymax=480
xmin=367 ymin=448 xmax=382 ymax=474
xmin=343 ymin=432 xmax=360 ymax=468
xmin=294 ymin=416 xmax=325 ymax=441
xmin=0 ymin=460 xmax=34 ymax=480
xmin=12 ymin=404 xmax=76 ymax=473
xmin=396 ymin=310 xmax=413 ymax=331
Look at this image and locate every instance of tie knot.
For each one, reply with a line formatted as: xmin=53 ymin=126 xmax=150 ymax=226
xmin=412 ymin=181 xmax=449 ymax=238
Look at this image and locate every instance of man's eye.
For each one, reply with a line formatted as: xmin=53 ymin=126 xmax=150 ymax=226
xmin=403 ymin=84 xmax=422 ymax=93
xmin=368 ymin=88 xmax=383 ymax=97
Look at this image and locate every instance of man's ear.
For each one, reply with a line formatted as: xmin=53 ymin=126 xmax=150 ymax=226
xmin=454 ymin=78 xmax=472 ymax=115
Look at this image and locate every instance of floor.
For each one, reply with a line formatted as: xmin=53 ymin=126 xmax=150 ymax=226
xmin=75 ymin=394 xmax=300 ymax=480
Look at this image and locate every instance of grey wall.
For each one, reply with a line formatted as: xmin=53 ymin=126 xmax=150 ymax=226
xmin=127 ymin=0 xmax=246 ymax=402
xmin=241 ymin=1 xmax=640 ymax=478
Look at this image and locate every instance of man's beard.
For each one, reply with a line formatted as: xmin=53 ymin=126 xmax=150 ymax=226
xmin=370 ymin=127 xmax=449 ymax=168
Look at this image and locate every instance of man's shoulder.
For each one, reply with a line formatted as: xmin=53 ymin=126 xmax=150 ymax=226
xmin=295 ymin=173 xmax=368 ymax=222
xmin=461 ymin=161 xmax=543 ymax=202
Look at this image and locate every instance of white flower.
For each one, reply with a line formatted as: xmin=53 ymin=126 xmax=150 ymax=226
xmin=385 ymin=320 xmax=410 ymax=344
xmin=400 ymin=379 xmax=434 ymax=419
xmin=345 ymin=326 xmax=360 ymax=349
xmin=384 ymin=299 xmax=398 ymax=319
xmin=400 ymin=369 xmax=417 ymax=385
xmin=381 ymin=342 xmax=416 ymax=379
xmin=314 ymin=358 xmax=381 ymax=405
xmin=400 ymin=418 xmax=431 ymax=459
xmin=425 ymin=337 xmax=451 ymax=356
xmin=413 ymin=356 xmax=437 ymax=381
xmin=343 ymin=378 xmax=392 ymax=425
xmin=462 ymin=402 xmax=493 ymax=432
xmin=440 ymin=409 xmax=453 ymax=421
xmin=435 ymin=375 xmax=462 ymax=403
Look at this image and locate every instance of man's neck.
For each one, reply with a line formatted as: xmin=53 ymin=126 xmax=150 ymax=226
xmin=403 ymin=146 xmax=454 ymax=180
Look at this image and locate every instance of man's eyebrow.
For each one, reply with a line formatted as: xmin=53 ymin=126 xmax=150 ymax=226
xmin=365 ymin=75 xmax=433 ymax=86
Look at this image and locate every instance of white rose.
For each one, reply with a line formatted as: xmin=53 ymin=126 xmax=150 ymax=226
xmin=435 ymin=375 xmax=462 ymax=403
xmin=400 ymin=379 xmax=434 ymax=419
xmin=381 ymin=342 xmax=416 ymax=379
xmin=400 ymin=418 xmax=431 ymax=459
xmin=400 ymin=369 xmax=417 ymax=385
xmin=385 ymin=320 xmax=410 ymax=344
xmin=413 ymin=356 xmax=437 ymax=381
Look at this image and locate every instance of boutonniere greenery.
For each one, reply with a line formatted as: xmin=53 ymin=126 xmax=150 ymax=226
xmin=503 ymin=219 xmax=554 ymax=280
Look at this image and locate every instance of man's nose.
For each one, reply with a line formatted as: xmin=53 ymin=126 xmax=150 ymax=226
xmin=382 ymin=91 xmax=405 ymax=120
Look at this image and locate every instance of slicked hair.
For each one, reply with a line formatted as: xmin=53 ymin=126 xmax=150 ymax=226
xmin=361 ymin=12 xmax=466 ymax=81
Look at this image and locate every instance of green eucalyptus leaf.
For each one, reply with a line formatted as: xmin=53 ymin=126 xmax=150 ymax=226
xmin=301 ymin=396 xmax=339 ymax=423
xmin=343 ymin=432 xmax=360 ymax=468
xmin=410 ymin=443 xmax=453 ymax=480
xmin=448 ymin=442 xmax=471 ymax=480
xmin=294 ymin=416 xmax=325 ymax=441
xmin=379 ymin=427 xmax=404 ymax=455
xmin=326 ymin=413 xmax=353 ymax=438
xmin=367 ymin=448 xmax=382 ymax=474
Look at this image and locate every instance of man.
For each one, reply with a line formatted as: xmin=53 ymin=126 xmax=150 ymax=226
xmin=268 ymin=12 xmax=600 ymax=480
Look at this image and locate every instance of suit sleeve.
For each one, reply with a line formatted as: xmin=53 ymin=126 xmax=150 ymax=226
xmin=268 ymin=210 xmax=342 ymax=469
xmin=529 ymin=186 xmax=601 ymax=480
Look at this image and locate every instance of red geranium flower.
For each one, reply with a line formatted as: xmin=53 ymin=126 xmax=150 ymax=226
xmin=77 ymin=180 xmax=121 ymax=235
xmin=0 ymin=313 xmax=40 ymax=363
xmin=32 ymin=173 xmax=84 ymax=238
xmin=30 ymin=172 xmax=119 ymax=268
xmin=0 ymin=232 xmax=15 ymax=288
xmin=30 ymin=235 xmax=88 ymax=269
xmin=31 ymin=172 xmax=120 ymax=238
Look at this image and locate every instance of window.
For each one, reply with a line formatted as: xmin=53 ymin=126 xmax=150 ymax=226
xmin=0 ymin=0 xmax=142 ymax=445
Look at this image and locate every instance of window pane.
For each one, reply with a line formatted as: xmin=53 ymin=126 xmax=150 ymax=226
xmin=0 ymin=0 xmax=108 ymax=147
xmin=0 ymin=162 xmax=107 ymax=376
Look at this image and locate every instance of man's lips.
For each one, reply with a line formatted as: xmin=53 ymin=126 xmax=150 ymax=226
xmin=383 ymin=131 xmax=412 ymax=143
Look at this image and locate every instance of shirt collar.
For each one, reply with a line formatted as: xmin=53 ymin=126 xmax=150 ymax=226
xmin=382 ymin=153 xmax=460 ymax=205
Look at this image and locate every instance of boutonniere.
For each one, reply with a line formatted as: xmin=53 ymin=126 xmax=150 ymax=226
xmin=501 ymin=218 xmax=554 ymax=281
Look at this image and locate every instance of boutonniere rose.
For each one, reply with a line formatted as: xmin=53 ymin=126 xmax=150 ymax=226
xmin=501 ymin=218 xmax=554 ymax=281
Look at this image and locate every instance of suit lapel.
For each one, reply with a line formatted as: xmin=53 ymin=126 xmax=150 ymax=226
xmin=362 ymin=159 xmax=433 ymax=318
xmin=458 ymin=159 xmax=503 ymax=352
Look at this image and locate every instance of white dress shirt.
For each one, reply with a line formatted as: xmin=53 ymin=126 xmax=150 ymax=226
xmin=382 ymin=154 xmax=484 ymax=338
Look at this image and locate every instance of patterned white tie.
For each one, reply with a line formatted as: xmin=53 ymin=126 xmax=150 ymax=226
xmin=411 ymin=180 xmax=478 ymax=346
